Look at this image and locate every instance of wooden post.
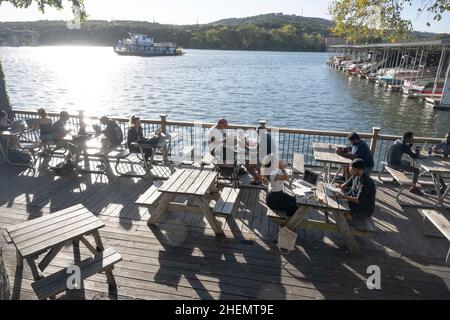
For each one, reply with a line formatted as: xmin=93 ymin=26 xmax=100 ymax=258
xmin=259 ymin=120 xmax=267 ymax=129
xmin=160 ymin=113 xmax=168 ymax=162
xmin=370 ymin=127 xmax=380 ymax=155
xmin=78 ymin=110 xmax=86 ymax=135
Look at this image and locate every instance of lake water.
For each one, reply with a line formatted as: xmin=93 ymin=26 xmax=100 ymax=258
xmin=1 ymin=46 xmax=448 ymax=137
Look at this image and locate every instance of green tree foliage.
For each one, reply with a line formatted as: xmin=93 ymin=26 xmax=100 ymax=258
xmin=0 ymin=14 xmax=331 ymax=51
xmin=329 ymin=0 xmax=450 ymax=42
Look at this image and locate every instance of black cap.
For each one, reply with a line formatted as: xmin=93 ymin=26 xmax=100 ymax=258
xmin=351 ymin=158 xmax=365 ymax=169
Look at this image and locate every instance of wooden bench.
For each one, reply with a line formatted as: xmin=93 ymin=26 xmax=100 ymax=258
xmin=212 ymin=187 xmax=241 ymax=218
xmin=267 ymin=209 xmax=376 ymax=237
xmin=31 ymin=248 xmax=122 ymax=300
xmin=266 ymin=209 xmax=289 ymax=226
xmin=378 ymin=162 xmax=414 ymax=201
xmin=135 ymin=181 xmax=164 ymax=209
xmin=420 ymin=209 xmax=450 ymax=263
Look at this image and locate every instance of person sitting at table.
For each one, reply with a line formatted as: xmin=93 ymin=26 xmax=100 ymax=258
xmin=334 ymin=158 xmax=376 ymax=221
xmin=386 ymin=131 xmax=422 ymax=196
xmin=100 ymin=116 xmax=124 ymax=149
xmin=337 ymin=132 xmax=374 ymax=178
xmin=207 ymin=118 xmax=235 ymax=165
xmin=245 ymin=126 xmax=278 ymax=186
xmin=433 ymin=132 xmax=450 ymax=158
xmin=51 ymin=111 xmax=79 ymax=160
xmin=0 ymin=110 xmax=11 ymax=131
xmin=431 ymin=132 xmax=450 ymax=192
xmin=32 ymin=108 xmax=53 ymax=153
xmin=260 ymin=153 xmax=300 ymax=217
xmin=127 ymin=115 xmax=154 ymax=162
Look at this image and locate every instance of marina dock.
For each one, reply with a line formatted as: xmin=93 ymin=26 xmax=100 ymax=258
xmin=327 ymin=39 xmax=450 ymax=110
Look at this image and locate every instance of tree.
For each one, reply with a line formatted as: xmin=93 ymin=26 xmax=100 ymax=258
xmin=0 ymin=0 xmax=85 ymax=118
xmin=329 ymin=0 xmax=450 ymax=42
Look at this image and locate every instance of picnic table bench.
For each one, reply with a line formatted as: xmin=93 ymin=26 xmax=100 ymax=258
xmin=378 ymin=162 xmax=414 ymax=201
xmin=5 ymin=204 xmax=121 ymax=300
xmin=137 ymin=169 xmax=240 ymax=235
xmin=420 ymin=209 xmax=450 ymax=263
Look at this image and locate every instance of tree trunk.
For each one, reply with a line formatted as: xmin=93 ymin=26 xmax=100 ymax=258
xmin=0 ymin=246 xmax=11 ymax=300
xmin=0 ymin=60 xmax=13 ymax=120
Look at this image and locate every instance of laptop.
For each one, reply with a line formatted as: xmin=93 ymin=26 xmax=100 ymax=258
xmin=292 ymin=169 xmax=319 ymax=197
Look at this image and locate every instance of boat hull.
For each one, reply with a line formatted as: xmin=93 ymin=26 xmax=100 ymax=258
xmin=114 ymin=50 xmax=183 ymax=57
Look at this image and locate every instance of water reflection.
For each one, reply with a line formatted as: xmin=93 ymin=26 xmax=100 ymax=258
xmin=1 ymin=46 xmax=448 ymax=136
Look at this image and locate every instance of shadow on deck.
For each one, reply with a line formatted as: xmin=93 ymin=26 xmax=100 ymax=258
xmin=0 ymin=159 xmax=449 ymax=300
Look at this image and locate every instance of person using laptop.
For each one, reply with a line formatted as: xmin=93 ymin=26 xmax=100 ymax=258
xmin=337 ymin=132 xmax=374 ymax=177
xmin=386 ymin=131 xmax=422 ymax=195
xmin=261 ymin=153 xmax=300 ymax=217
xmin=207 ymin=118 xmax=237 ymax=165
xmin=334 ymin=158 xmax=376 ymax=221
xmin=245 ymin=126 xmax=278 ymax=186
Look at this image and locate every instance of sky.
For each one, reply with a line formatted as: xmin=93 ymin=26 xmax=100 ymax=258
xmin=0 ymin=0 xmax=449 ymax=33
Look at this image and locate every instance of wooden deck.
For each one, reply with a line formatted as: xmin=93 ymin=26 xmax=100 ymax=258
xmin=0 ymin=158 xmax=449 ymax=300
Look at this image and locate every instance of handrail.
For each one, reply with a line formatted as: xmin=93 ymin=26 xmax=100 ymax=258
xmin=11 ymin=109 xmax=444 ymax=171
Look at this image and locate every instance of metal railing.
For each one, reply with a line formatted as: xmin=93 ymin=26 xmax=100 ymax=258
xmin=12 ymin=109 xmax=442 ymax=172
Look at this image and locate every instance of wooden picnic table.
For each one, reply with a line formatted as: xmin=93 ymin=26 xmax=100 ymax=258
xmin=5 ymin=204 xmax=121 ymax=299
xmin=270 ymin=181 xmax=363 ymax=255
xmin=419 ymin=156 xmax=450 ymax=206
xmin=313 ymin=142 xmax=352 ymax=184
xmin=147 ymin=168 xmax=225 ymax=235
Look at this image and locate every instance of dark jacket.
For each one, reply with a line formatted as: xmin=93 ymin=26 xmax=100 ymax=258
xmin=344 ymin=173 xmax=376 ymax=217
xmin=387 ymin=139 xmax=417 ymax=166
xmin=127 ymin=126 xmax=143 ymax=153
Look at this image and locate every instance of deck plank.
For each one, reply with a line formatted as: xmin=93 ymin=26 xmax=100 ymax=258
xmin=0 ymin=164 xmax=449 ymax=300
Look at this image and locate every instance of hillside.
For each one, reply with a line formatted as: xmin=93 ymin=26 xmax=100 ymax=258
xmin=0 ymin=13 xmax=447 ymax=52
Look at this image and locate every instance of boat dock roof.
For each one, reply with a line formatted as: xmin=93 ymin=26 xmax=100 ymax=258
xmin=330 ymin=38 xmax=450 ymax=50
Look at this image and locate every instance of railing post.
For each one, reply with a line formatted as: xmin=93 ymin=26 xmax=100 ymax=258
xmin=259 ymin=120 xmax=267 ymax=129
xmin=370 ymin=127 xmax=380 ymax=155
xmin=160 ymin=113 xmax=168 ymax=162
xmin=78 ymin=110 xmax=86 ymax=134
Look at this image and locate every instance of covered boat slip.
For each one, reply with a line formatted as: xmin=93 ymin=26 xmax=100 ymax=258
xmin=0 ymin=159 xmax=449 ymax=300
xmin=328 ymin=39 xmax=450 ymax=109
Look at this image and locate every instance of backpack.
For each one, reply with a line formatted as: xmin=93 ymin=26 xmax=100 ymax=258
xmin=8 ymin=149 xmax=32 ymax=165
xmin=53 ymin=160 xmax=76 ymax=176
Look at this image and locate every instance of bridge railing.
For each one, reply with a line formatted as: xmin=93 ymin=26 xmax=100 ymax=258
xmin=12 ymin=109 xmax=442 ymax=172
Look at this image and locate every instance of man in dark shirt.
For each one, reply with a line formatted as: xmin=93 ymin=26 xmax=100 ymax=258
xmin=387 ymin=131 xmax=422 ymax=195
xmin=335 ymin=159 xmax=376 ymax=220
xmin=338 ymin=132 xmax=374 ymax=176
xmin=100 ymin=116 xmax=123 ymax=149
